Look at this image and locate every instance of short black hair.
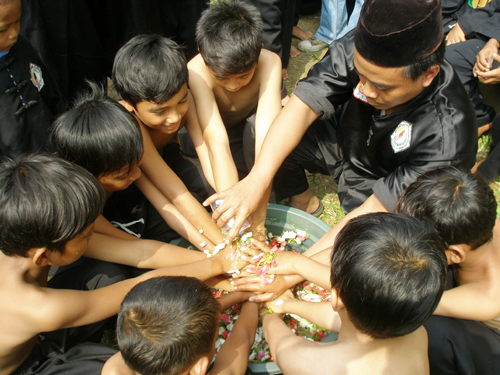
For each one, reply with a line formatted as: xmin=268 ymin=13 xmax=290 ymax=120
xmin=112 ymin=34 xmax=188 ymax=107
xmin=196 ymin=0 xmax=263 ymax=76
xmin=0 ymin=153 xmax=105 ymax=257
xmin=330 ymin=213 xmax=447 ymax=339
xmin=51 ymin=81 xmax=143 ymax=178
xmin=117 ymin=276 xmax=221 ymax=375
xmin=396 ymin=166 xmax=496 ymax=250
xmin=402 ymin=38 xmax=446 ymax=80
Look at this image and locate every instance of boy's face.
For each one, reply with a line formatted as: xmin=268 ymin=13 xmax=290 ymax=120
xmin=50 ymin=224 xmax=94 ymax=266
xmin=209 ymin=64 xmax=257 ymax=93
xmin=131 ymin=83 xmax=189 ymax=135
xmin=98 ymin=161 xmax=142 ymax=194
xmin=0 ymin=0 xmax=21 ymax=52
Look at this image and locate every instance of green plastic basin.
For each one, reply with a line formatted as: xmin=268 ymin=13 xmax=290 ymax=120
xmin=171 ymin=203 xmax=338 ymax=374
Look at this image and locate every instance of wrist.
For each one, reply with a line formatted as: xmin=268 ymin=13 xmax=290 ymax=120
xmin=487 ymin=38 xmax=500 ymax=50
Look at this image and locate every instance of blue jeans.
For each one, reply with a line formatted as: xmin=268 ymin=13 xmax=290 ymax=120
xmin=315 ymin=0 xmax=364 ymax=44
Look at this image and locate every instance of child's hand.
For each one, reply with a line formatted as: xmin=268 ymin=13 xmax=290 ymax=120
xmin=475 ymin=54 xmax=500 ymax=84
xmin=445 ymin=23 xmax=466 ymax=46
xmin=263 ymin=289 xmax=294 ymax=314
xmin=214 ymin=241 xmax=259 ymax=273
xmin=474 ymin=38 xmax=500 ymax=76
xmin=247 ymin=239 xmax=302 ymax=276
xmin=231 ymin=274 xmax=291 ymax=302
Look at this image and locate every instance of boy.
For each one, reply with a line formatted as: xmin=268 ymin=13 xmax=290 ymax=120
xmin=52 ymin=82 xmax=217 ymax=250
xmin=260 ymin=213 xmax=447 ymax=375
xmin=395 ymin=167 xmax=500 ymax=374
xmin=112 ymin=34 xmax=227 ymax=246
xmin=0 ymin=0 xmax=64 ymax=158
xmin=103 ymin=276 xmax=260 ymax=375
xmin=0 ymin=154 xmax=253 ymax=375
xmin=188 ymin=0 xmax=284 ymax=229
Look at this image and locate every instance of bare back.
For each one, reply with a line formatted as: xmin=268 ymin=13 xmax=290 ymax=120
xmin=277 ymin=327 xmax=429 ymax=375
xmin=0 ymin=254 xmax=50 ymax=375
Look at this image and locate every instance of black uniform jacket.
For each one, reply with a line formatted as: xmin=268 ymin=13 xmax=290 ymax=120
xmin=294 ymin=31 xmax=478 ymax=212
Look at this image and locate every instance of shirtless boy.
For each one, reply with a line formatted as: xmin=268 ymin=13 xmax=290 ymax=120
xmin=0 ymin=154 xmax=252 ymax=375
xmin=112 ymin=34 xmax=227 ymax=248
xmin=260 ymin=213 xmax=447 ymax=375
xmin=188 ymin=0 xmax=283 ymax=230
xmin=395 ymin=166 xmax=500 ymax=374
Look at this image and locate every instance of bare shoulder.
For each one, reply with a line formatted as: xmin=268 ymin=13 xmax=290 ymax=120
xmin=255 ymin=49 xmax=281 ymax=78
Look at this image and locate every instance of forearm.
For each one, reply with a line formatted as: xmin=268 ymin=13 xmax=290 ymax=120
xmin=208 ymin=145 xmax=240 ymax=192
xmin=218 ymin=291 xmax=252 ymax=311
xmin=212 ymin=303 xmax=259 ymax=375
xmin=304 ymin=194 xmax=388 ymax=258
xmin=261 ymin=313 xmax=297 ymax=367
xmin=290 ymin=254 xmax=331 ymax=290
xmin=94 ymin=215 xmax=141 ymax=241
xmin=135 ymin=175 xmax=219 ymax=250
xmin=85 ymin=234 xmax=206 ymax=268
xmin=247 ymin=95 xmax=319 ymax=187
xmin=279 ymin=300 xmax=340 ymax=332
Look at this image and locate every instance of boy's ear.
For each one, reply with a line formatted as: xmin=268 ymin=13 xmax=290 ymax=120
xmin=26 ymin=247 xmax=52 ymax=267
xmin=121 ymin=100 xmax=135 ymax=113
xmin=330 ymin=288 xmax=344 ymax=311
xmin=189 ymin=356 xmax=210 ymax=375
xmin=445 ymin=244 xmax=467 ymax=265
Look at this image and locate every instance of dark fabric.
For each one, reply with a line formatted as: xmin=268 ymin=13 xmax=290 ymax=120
xmin=442 ymin=0 xmax=470 ymax=34
xmin=21 ymin=0 xmax=208 ymax=101
xmin=447 ymin=0 xmax=500 ymax=41
xmin=10 ymin=342 xmax=116 ymax=375
xmin=278 ymin=31 xmax=477 ymax=213
xmin=477 ymin=114 xmax=500 ymax=182
xmin=0 ymin=35 xmax=64 ymax=159
xmin=424 ymin=315 xmax=500 ymax=375
xmin=445 ymin=38 xmax=496 ymax=127
xmin=354 ymin=0 xmax=444 ymax=67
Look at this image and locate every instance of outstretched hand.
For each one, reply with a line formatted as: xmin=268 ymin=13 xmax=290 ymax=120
xmin=475 ymin=53 xmax=500 ymax=84
xmin=474 ymin=38 xmax=500 ymax=78
xmin=203 ymin=174 xmax=268 ymax=242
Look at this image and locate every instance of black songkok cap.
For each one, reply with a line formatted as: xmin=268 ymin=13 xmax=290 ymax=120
xmin=354 ymin=0 xmax=444 ymax=67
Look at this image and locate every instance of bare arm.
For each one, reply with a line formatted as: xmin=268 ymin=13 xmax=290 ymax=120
xmin=135 ymin=174 xmax=219 ymax=251
xmin=27 ymin=245 xmax=253 ymax=333
xmin=84 ymin=232 xmax=206 ymax=269
xmin=188 ymin=58 xmax=240 ymax=192
xmin=94 ymin=215 xmax=141 ymax=240
xmin=266 ymin=291 xmax=341 ymax=332
xmin=211 ymin=302 xmax=260 ymax=375
xmin=304 ymin=194 xmax=389 ymax=259
xmin=260 ymin=312 xmax=318 ymax=375
xmin=434 ymin=282 xmax=500 ymax=321
xmin=205 ymin=95 xmax=320 ymax=241
xmin=138 ymin=121 xmax=226 ymax=246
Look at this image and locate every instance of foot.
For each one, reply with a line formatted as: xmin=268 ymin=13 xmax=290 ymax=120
xmin=290 ymin=45 xmax=300 ymax=58
xmin=289 ymin=189 xmax=322 ymax=216
xmin=478 ymin=122 xmax=493 ymax=137
xmin=293 ymin=26 xmax=314 ymax=41
xmin=282 ymin=68 xmax=289 ymax=80
xmin=297 ymin=37 xmax=328 ymax=52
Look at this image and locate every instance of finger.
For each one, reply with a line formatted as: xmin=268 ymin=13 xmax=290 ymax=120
xmin=250 ymin=239 xmax=271 ymax=252
xmin=203 ymin=191 xmax=224 ymax=208
xmin=225 ymin=214 xmax=249 ymax=242
xmin=249 ymin=292 xmax=276 ymax=303
xmin=231 ymin=276 xmax=263 ymax=286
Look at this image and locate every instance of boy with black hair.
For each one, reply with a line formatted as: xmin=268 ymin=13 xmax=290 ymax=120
xmin=103 ymin=276 xmax=260 ymax=375
xmin=0 ymin=0 xmax=64 ymax=159
xmin=259 ymin=213 xmax=447 ymax=375
xmin=395 ymin=167 xmax=500 ymax=374
xmin=0 ymin=153 xmax=253 ymax=375
xmin=188 ymin=0 xmax=283 ymax=228
xmin=112 ymin=34 xmax=227 ymax=247
xmin=52 ymin=81 xmax=215 ymax=249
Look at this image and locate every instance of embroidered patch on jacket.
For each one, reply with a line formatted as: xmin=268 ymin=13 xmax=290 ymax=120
xmin=391 ymin=121 xmax=412 ymax=153
xmin=30 ymin=63 xmax=44 ymax=91
xmin=353 ymin=81 xmax=368 ymax=103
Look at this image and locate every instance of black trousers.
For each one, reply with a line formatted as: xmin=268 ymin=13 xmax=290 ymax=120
xmin=424 ymin=315 xmax=500 ymax=375
xmin=445 ymin=38 xmax=496 ymax=127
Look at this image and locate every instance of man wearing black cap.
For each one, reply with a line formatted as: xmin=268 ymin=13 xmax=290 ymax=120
xmin=205 ymin=0 xmax=477 ymax=242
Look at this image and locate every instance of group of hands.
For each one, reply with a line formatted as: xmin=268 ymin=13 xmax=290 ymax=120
xmin=213 ymin=225 xmax=304 ymax=308
xmin=446 ymin=23 xmax=500 ymax=84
